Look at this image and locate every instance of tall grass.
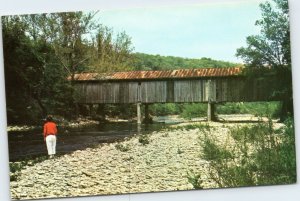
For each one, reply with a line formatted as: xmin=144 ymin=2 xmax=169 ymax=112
xmin=189 ymin=117 xmax=296 ymax=188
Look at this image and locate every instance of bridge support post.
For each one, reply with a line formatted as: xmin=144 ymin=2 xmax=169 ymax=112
xmin=137 ymin=102 xmax=142 ymax=124
xmin=207 ymin=101 xmax=216 ymax=121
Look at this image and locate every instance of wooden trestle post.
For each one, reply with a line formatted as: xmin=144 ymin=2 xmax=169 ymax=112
xmin=207 ymin=79 xmax=217 ymax=121
xmin=137 ymin=102 xmax=142 ymax=124
xmin=207 ymin=101 xmax=216 ymax=121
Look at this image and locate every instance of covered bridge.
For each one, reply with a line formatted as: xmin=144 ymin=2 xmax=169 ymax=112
xmin=72 ymin=67 xmax=272 ymax=122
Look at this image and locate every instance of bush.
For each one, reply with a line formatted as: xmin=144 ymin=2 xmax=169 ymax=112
xmin=139 ymin=134 xmax=150 ymax=145
xmin=149 ymin=103 xmax=181 ymax=116
xmin=217 ymin=102 xmax=281 ymax=118
xmin=187 ymin=171 xmax=203 ymax=189
xmin=201 ymin=118 xmax=296 ymax=187
xmin=9 ymin=155 xmax=49 ymax=181
xmin=254 ymin=117 xmax=296 ymax=184
xmin=202 ymin=137 xmax=233 ymax=161
xmin=180 ymin=103 xmax=207 ymax=119
xmin=115 ymin=143 xmax=130 ymax=152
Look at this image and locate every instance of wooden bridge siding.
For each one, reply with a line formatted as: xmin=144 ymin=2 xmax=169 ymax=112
xmin=140 ymin=81 xmax=167 ymax=103
xmin=167 ymin=81 xmax=174 ymax=102
xmin=118 ymin=82 xmax=139 ymax=103
xmin=74 ymin=77 xmax=274 ymax=104
xmin=173 ymin=80 xmax=206 ymax=102
xmin=217 ymin=78 xmax=243 ymax=102
xmin=127 ymin=82 xmax=139 ymax=103
xmin=216 ymin=78 xmax=272 ymax=102
xmin=75 ymin=82 xmax=139 ymax=104
xmin=206 ymin=79 xmax=216 ymax=102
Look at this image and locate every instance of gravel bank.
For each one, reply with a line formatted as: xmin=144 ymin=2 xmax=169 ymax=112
xmin=10 ymin=120 xmax=283 ymax=200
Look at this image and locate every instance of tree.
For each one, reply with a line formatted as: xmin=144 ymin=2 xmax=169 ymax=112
xmin=89 ymin=27 xmax=134 ymax=73
xmin=40 ymin=12 xmax=99 ymax=81
xmin=236 ymin=0 xmax=292 ymax=119
xmin=2 ymin=11 xmax=135 ymax=124
xmin=131 ymin=53 xmax=239 ymax=71
xmin=2 ymin=16 xmax=51 ymax=123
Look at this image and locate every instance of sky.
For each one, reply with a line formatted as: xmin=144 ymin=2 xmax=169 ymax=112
xmin=96 ymin=0 xmax=265 ymax=63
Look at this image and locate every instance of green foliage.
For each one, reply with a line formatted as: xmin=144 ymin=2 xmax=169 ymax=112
xmin=115 ymin=143 xmax=130 ymax=152
xmin=131 ymin=53 xmax=240 ymax=71
xmin=201 ymin=118 xmax=296 ymax=188
xmin=104 ymin=104 xmax=136 ymax=119
xmin=253 ymin=117 xmax=296 ymax=184
xmin=90 ymin=28 xmax=134 ymax=73
xmin=95 ymin=102 xmax=281 ymax=122
xmin=9 ymin=162 xmax=26 ymax=174
xmin=180 ymin=103 xmax=207 ymax=119
xmin=236 ymin=0 xmax=293 ymax=119
xmin=149 ymin=103 xmax=181 ymax=116
xmin=236 ymin=0 xmax=290 ymax=67
xmin=2 ymin=12 xmax=134 ymax=124
xmin=217 ymin=102 xmax=281 ymax=118
xmin=202 ymin=137 xmax=233 ymax=161
xmin=187 ymin=171 xmax=203 ymax=189
xmin=2 ymin=16 xmax=49 ymax=123
xmin=139 ymin=134 xmax=150 ymax=145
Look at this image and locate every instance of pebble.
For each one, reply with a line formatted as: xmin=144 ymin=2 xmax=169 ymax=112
xmin=10 ymin=120 xmax=278 ymax=200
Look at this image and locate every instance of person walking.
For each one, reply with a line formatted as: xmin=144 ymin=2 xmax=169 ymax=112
xmin=43 ymin=115 xmax=58 ymax=159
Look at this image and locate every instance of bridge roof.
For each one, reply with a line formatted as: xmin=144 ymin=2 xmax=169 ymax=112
xmin=73 ymin=67 xmax=243 ymax=81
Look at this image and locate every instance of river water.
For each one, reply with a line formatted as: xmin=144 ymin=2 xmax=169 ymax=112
xmin=8 ymin=122 xmax=167 ymax=162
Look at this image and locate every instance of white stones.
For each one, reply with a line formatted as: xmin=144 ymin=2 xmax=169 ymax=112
xmin=7 ymin=125 xmax=35 ymax=132
xmin=11 ymin=121 xmax=274 ymax=199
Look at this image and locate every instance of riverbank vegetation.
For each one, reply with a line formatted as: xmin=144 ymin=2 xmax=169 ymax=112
xmin=97 ymin=101 xmax=281 ymax=121
xmin=187 ymin=117 xmax=296 ymax=188
xmin=10 ymin=155 xmax=49 ymax=182
xmin=87 ymin=101 xmax=280 ymax=121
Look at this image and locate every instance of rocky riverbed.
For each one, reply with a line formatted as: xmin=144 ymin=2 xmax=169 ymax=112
xmin=9 ymin=119 xmax=284 ymax=200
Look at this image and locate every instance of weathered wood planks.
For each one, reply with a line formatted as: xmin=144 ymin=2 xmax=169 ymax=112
xmin=74 ymin=77 xmax=274 ymax=104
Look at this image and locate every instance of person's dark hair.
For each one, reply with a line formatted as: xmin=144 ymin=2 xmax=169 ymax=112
xmin=46 ymin=115 xmax=53 ymax=122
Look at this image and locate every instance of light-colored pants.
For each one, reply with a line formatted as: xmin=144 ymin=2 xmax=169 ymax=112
xmin=46 ymin=135 xmax=56 ymax=155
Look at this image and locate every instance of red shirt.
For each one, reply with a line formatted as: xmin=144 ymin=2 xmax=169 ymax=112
xmin=43 ymin=122 xmax=58 ymax=138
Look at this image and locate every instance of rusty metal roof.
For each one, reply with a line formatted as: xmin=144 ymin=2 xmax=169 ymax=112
xmin=72 ymin=67 xmax=243 ymax=81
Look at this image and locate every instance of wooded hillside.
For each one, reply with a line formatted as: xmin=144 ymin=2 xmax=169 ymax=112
xmin=131 ymin=53 xmax=239 ymax=71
